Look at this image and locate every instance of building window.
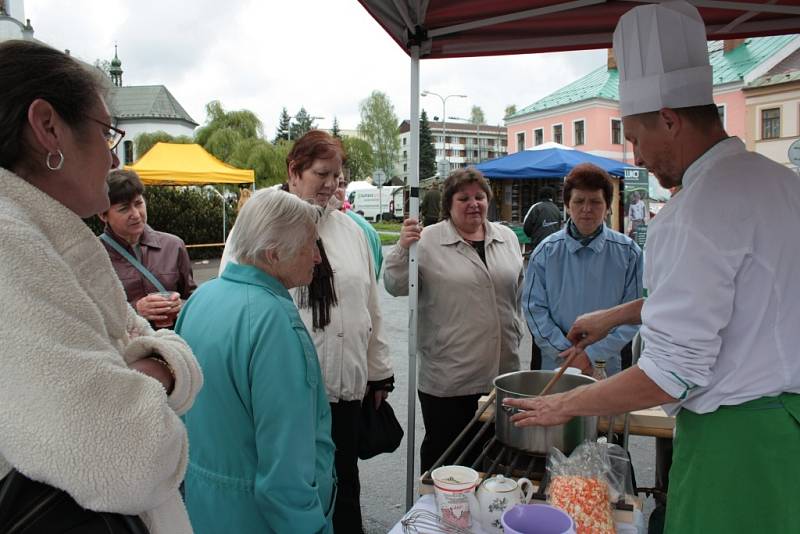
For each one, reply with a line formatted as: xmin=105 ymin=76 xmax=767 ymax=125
xmin=123 ymin=140 xmax=134 ymax=165
xmin=611 ymin=119 xmax=622 ymax=145
xmin=534 ymin=128 xmax=543 ymax=146
xmin=403 ymin=150 xmax=407 ymax=159
xmin=404 ymin=163 xmax=407 ymax=172
xmin=573 ymin=120 xmax=585 ymax=146
xmin=717 ymin=105 xmax=726 ymax=128
xmin=516 ymin=132 xmax=525 ymax=151
xmin=403 ymin=137 xmax=407 ymax=145
xmin=553 ymin=124 xmax=563 ymax=144
xmin=762 ymin=108 xmax=780 ymax=139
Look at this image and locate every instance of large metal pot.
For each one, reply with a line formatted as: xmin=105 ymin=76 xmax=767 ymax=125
xmin=494 ymin=370 xmax=597 ymax=454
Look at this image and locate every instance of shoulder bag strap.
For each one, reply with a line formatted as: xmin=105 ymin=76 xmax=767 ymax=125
xmin=100 ymin=233 xmax=167 ymax=293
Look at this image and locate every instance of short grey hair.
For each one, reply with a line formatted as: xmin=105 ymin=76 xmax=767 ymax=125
xmin=228 ymin=188 xmax=320 ymax=266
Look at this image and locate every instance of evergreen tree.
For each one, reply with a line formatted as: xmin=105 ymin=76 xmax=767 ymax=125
xmin=504 ymin=104 xmax=517 ymax=119
xmin=331 ymin=117 xmax=341 ymax=138
xmin=290 ymin=107 xmax=317 ymax=140
xmin=274 ymin=107 xmax=291 ymax=142
xmin=419 ymin=110 xmax=437 ymax=179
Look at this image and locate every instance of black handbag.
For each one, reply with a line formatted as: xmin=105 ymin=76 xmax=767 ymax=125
xmin=357 ymin=398 xmax=404 ymax=460
xmin=0 ymin=469 xmax=149 ymax=534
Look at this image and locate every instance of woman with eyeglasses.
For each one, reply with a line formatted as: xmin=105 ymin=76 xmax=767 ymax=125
xmin=0 ymin=40 xmax=201 ymax=533
xmin=99 ymin=169 xmax=197 ymax=329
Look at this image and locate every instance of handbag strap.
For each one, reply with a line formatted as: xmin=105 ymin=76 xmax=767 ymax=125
xmin=100 ymin=233 xmax=167 ymax=293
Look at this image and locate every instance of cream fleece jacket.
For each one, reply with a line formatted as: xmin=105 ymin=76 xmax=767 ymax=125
xmin=0 ymin=168 xmax=203 ymax=533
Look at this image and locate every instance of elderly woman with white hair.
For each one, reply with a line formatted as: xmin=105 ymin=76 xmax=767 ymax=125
xmin=175 ymin=188 xmax=336 ymax=534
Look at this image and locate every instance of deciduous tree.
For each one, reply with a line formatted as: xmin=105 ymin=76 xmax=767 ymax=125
xmin=195 ymin=100 xmax=262 ymax=148
xmin=470 ymin=105 xmax=485 ymax=125
xmin=358 ymin=90 xmax=400 ymax=182
xmin=342 ymin=137 xmax=374 ymax=182
xmin=134 ymin=131 xmax=192 ymax=160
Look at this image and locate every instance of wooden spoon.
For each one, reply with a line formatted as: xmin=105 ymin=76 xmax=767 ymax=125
xmin=538 ymin=348 xmax=583 ymax=396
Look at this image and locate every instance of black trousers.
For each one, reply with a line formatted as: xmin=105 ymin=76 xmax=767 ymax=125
xmin=418 ymin=391 xmax=490 ymax=474
xmin=330 ymin=400 xmax=364 ymax=534
xmin=529 ymin=342 xmax=542 ymax=370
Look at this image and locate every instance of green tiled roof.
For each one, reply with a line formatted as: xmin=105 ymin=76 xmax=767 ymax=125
xmin=510 ymin=35 xmax=797 ymax=118
xmin=512 ymin=65 xmax=619 ymax=116
xmin=708 ymin=35 xmax=796 ymax=84
xmin=109 ymin=85 xmax=197 ymax=126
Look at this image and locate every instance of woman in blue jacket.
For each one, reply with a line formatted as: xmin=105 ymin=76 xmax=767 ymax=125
xmin=176 ymin=189 xmax=336 ymax=534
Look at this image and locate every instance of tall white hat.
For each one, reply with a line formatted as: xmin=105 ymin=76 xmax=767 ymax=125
xmin=613 ymin=0 xmax=713 ymax=117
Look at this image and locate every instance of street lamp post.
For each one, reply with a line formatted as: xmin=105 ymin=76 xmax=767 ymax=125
xmin=421 ymin=91 xmax=466 ymax=176
xmin=287 ymin=115 xmax=326 ymax=141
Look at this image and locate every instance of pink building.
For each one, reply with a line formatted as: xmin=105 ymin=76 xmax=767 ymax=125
xmin=506 ymin=36 xmax=799 ymax=162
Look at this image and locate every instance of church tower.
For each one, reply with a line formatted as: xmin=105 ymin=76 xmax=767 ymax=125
xmin=0 ymin=0 xmax=35 ymax=41
xmin=110 ymin=44 xmax=123 ymax=87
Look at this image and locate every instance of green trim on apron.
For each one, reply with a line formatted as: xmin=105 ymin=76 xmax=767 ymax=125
xmin=665 ymin=393 xmax=800 ymax=533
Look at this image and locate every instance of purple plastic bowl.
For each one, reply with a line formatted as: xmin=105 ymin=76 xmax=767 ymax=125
xmin=500 ymin=503 xmax=576 ymax=534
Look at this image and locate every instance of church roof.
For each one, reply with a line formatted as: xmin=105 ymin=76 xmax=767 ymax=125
xmin=108 ymin=85 xmax=198 ymax=126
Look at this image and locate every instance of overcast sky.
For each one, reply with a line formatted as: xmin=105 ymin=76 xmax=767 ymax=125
xmin=25 ymin=0 xmax=607 ymax=134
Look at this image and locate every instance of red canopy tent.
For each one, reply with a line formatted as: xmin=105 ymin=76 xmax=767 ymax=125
xmin=359 ymin=0 xmax=800 ymax=59
xmin=355 ymin=0 xmax=800 ymax=507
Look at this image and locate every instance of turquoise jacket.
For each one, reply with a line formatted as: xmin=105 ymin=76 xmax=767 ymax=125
xmin=176 ymin=263 xmax=336 ymax=534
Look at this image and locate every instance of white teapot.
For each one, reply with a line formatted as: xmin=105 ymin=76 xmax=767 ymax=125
xmin=476 ymin=474 xmax=535 ymax=533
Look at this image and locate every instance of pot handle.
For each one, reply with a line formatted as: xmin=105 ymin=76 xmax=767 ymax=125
xmin=501 ymin=404 xmax=520 ymax=415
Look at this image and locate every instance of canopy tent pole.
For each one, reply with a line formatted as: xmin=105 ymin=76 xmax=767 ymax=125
xmin=405 ymin=44 xmax=421 ymax=512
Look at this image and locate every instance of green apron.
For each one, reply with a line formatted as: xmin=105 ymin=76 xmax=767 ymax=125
xmin=666 ymin=393 xmax=800 ymax=533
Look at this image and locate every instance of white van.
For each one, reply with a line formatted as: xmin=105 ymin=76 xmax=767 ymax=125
xmin=351 ymin=186 xmax=403 ymax=221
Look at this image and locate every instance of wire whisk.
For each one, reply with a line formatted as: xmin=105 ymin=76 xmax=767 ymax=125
xmin=401 ymin=509 xmax=475 ymax=533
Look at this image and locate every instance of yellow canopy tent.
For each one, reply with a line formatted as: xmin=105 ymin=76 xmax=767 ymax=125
xmin=125 ymin=142 xmax=254 ymax=185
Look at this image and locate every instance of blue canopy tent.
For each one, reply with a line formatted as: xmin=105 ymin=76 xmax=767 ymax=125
xmin=474 ymin=147 xmax=632 ymax=230
xmin=474 ymin=147 xmax=628 ymax=179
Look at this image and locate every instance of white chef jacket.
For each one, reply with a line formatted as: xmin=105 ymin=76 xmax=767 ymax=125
xmin=638 ymin=137 xmax=800 ymax=415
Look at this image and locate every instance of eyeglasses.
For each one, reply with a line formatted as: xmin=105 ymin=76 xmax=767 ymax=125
xmin=86 ymin=116 xmax=125 ymax=150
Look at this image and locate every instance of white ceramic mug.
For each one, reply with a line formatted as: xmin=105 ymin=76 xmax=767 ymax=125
xmin=430 ymin=465 xmax=480 ymax=529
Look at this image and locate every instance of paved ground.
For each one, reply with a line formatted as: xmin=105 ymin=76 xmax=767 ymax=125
xmin=191 ymin=251 xmax=658 ymax=533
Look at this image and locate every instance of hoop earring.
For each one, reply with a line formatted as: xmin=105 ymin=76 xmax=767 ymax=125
xmin=46 ymin=149 xmax=64 ymax=171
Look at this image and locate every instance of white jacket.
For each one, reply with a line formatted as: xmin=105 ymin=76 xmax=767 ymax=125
xmin=221 ymin=208 xmax=392 ymax=402
xmin=0 ymin=168 xmax=203 ymax=534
